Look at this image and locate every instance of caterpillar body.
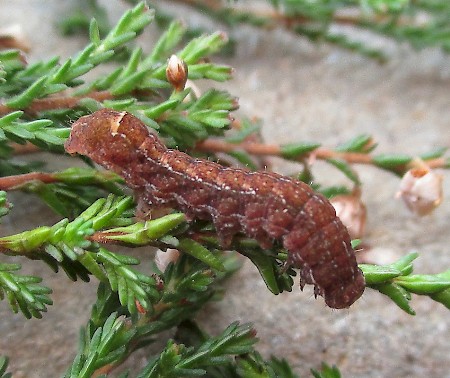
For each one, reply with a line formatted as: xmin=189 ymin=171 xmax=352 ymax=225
xmin=65 ymin=109 xmax=365 ymax=309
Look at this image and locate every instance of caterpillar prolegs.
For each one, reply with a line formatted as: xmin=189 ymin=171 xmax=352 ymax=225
xmin=65 ymin=109 xmax=365 ymax=308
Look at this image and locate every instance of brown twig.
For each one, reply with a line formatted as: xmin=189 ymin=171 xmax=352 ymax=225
xmin=11 ymin=143 xmax=41 ymax=155
xmin=0 ymin=90 xmax=114 ymax=116
xmin=195 ymin=138 xmax=447 ymax=170
xmin=255 ymin=9 xmax=412 ymax=28
xmin=168 ymin=0 xmax=414 ymax=30
xmin=0 ymin=172 xmax=58 ymax=190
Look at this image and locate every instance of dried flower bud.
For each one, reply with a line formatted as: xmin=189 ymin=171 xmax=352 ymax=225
xmin=331 ymin=190 xmax=367 ymax=239
xmin=166 ymin=55 xmax=188 ymax=92
xmin=135 ymin=300 xmax=147 ymax=314
xmin=0 ymin=24 xmax=30 ymax=52
xmin=397 ymin=168 xmax=443 ymax=216
xmin=155 ymin=248 xmax=180 ymax=272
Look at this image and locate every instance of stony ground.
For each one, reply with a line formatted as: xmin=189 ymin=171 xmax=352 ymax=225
xmin=0 ymin=1 xmax=449 ymax=377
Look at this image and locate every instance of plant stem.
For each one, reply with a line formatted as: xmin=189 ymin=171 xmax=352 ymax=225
xmin=168 ymin=0 xmax=414 ymax=29
xmin=11 ymin=143 xmax=40 ymax=155
xmin=0 ymin=90 xmax=114 ymax=116
xmin=195 ymin=138 xmax=447 ymax=169
xmin=0 ymin=172 xmax=58 ymax=190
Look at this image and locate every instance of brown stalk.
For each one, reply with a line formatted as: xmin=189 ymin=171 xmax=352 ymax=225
xmin=0 ymin=172 xmax=59 ymax=190
xmin=0 ymin=90 xmax=114 ymax=117
xmin=195 ymin=138 xmax=447 ymax=169
xmin=11 ymin=143 xmax=40 ymax=155
xmin=168 ymin=0 xmax=414 ymax=29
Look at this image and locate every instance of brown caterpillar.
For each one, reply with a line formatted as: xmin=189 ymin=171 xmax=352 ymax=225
xmin=65 ymin=109 xmax=365 ymax=309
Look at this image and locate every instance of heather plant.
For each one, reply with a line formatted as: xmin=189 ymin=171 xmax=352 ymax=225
xmin=0 ymin=2 xmax=449 ymax=377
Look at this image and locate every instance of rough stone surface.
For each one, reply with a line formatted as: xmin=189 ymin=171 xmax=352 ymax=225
xmin=0 ymin=1 xmax=449 ymax=377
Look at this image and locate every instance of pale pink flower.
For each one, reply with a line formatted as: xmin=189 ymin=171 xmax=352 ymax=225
xmin=331 ymin=190 xmax=367 ymax=239
xmin=397 ymin=168 xmax=443 ymax=216
xmin=155 ymin=248 xmax=180 ymax=272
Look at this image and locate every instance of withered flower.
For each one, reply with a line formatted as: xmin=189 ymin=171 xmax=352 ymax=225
xmin=155 ymin=248 xmax=181 ymax=272
xmin=397 ymin=168 xmax=443 ymax=216
xmin=331 ymin=189 xmax=367 ymax=239
xmin=0 ymin=24 xmax=30 ymax=52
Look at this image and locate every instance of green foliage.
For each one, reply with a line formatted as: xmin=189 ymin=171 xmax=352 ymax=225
xmin=0 ymin=263 xmax=52 ymax=319
xmin=152 ymin=253 xmax=224 ymax=322
xmin=335 ymin=134 xmax=375 ymax=153
xmin=12 ymin=168 xmax=124 ymax=217
xmin=0 ymin=111 xmax=66 ymax=150
xmin=325 ymin=158 xmax=361 ymax=185
xmin=175 ymin=238 xmax=225 ymax=271
xmin=65 ymin=312 xmax=136 ymax=378
xmin=64 ymin=252 xmax=244 ymax=377
xmin=173 ymin=321 xmax=300 ymax=377
xmin=7 ymin=4 xmax=153 ymax=108
xmin=133 ymin=0 xmax=450 ymax=59
xmin=197 ymin=233 xmax=295 ymax=295
xmin=154 ymin=89 xmax=236 ymax=148
xmin=68 ymin=0 xmax=450 ymax=60
xmin=0 ymin=191 xmax=10 ymax=220
xmin=0 ymin=356 xmax=12 ymax=378
xmin=311 ymin=363 xmax=341 ymax=378
xmin=136 ymin=322 xmax=257 ymax=377
xmin=0 ymin=195 xmax=134 ymax=254
xmin=268 ymin=356 xmax=299 ymax=378
xmin=95 ymin=214 xmax=187 ymax=245
xmin=372 ymin=153 xmax=412 ymax=172
xmin=361 ymin=253 xmax=450 ymax=314
xmin=280 ymin=142 xmax=321 ymax=159
xmin=97 ymin=248 xmax=160 ymax=314
xmin=0 ymin=195 xmax=188 ymax=314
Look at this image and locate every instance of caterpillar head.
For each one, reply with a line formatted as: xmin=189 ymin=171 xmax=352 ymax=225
xmin=324 ymin=269 xmax=365 ymax=309
xmin=65 ymin=109 xmax=150 ymax=171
